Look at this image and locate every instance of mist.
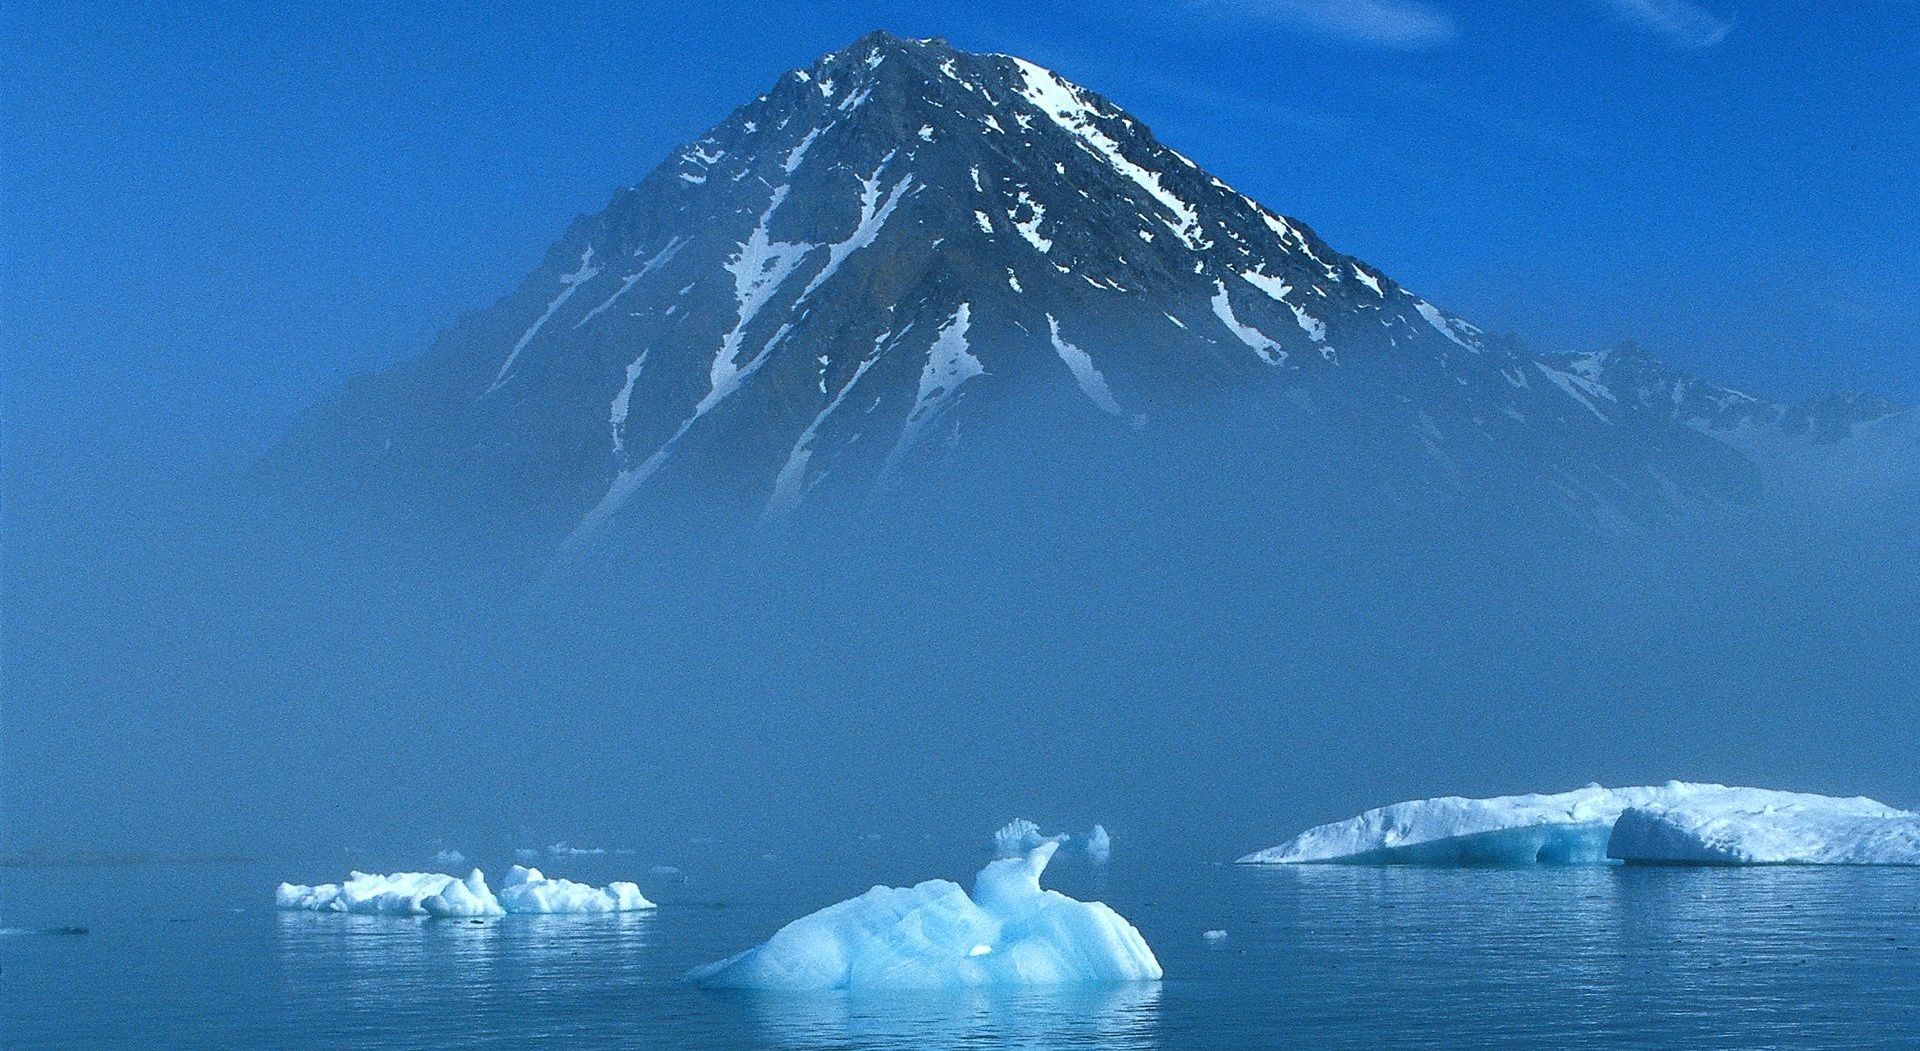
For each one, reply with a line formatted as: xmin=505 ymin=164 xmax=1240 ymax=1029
xmin=7 ymin=364 xmax=1914 ymax=881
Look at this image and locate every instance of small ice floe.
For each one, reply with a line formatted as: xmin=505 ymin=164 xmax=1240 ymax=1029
xmin=543 ymin=842 xmax=608 ymax=857
xmin=276 ymin=866 xmax=654 ymax=916
xmin=1086 ymin=824 xmax=1112 ymax=865
xmin=687 ymin=841 xmax=1161 ymax=990
xmin=1202 ymin=929 xmax=1228 ymax=943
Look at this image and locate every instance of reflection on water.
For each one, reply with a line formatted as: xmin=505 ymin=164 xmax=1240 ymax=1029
xmin=6 ymin=860 xmax=1919 ymax=1048
xmin=1220 ymin=864 xmax=1920 ymax=1048
xmin=725 ymin=980 xmax=1161 ymax=1049
xmin=274 ymin=911 xmax=659 ymax=1045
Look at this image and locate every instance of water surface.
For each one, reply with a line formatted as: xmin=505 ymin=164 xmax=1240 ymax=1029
xmin=4 ymin=857 xmax=1917 ymax=1047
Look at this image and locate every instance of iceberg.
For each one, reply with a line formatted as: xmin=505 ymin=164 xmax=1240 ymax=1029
xmin=1238 ymin=782 xmax=1918 ymax=866
xmin=422 ymin=869 xmax=505 ymax=917
xmin=497 ymin=865 xmax=655 ymax=912
xmin=688 ymin=841 xmax=1162 ymax=990
xmin=276 ymin=870 xmax=488 ymax=915
xmin=1085 ymin=824 xmax=1111 ymax=865
xmin=1609 ymin=798 xmax=1920 ymax=865
xmin=276 ymin=866 xmax=654 ymax=915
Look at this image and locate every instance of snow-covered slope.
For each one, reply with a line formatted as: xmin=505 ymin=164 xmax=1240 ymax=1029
xmin=688 ymin=840 xmax=1161 ymax=989
xmin=264 ymin=32 xmax=1909 ymax=544
xmin=1238 ymin=783 xmax=1917 ymax=866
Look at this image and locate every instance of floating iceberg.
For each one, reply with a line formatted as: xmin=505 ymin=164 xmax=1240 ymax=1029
xmin=497 ymin=865 xmax=654 ymax=913
xmin=1609 ymin=799 xmax=1920 ymax=865
xmin=276 ymin=870 xmax=489 ymax=915
xmin=1238 ymin=783 xmax=1919 ymax=866
xmin=423 ymin=869 xmax=506 ymax=916
xmin=688 ymin=841 xmax=1162 ymax=990
xmin=277 ymin=866 xmax=654 ymax=915
xmin=1085 ymin=824 xmax=1112 ymax=865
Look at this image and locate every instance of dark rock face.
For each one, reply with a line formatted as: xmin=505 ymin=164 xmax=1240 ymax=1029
xmin=263 ymin=31 xmax=1909 ymax=547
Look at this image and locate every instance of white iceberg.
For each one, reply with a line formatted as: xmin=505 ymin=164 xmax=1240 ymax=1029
xmin=1085 ymin=824 xmax=1112 ymax=865
xmin=688 ymin=841 xmax=1162 ymax=990
xmin=497 ymin=865 xmax=655 ymax=912
xmin=422 ymin=869 xmax=505 ymax=917
xmin=1609 ymin=798 xmax=1920 ymax=865
xmin=277 ymin=866 xmax=654 ymax=915
xmin=276 ymin=870 xmax=490 ymax=915
xmin=1238 ymin=782 xmax=1918 ymax=866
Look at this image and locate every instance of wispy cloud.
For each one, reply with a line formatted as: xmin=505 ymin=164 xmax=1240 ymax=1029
xmin=1202 ymin=0 xmax=1459 ymax=50
xmin=1597 ymin=0 xmax=1735 ymax=47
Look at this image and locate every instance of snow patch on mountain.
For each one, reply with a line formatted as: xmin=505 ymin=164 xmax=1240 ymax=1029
xmin=1210 ymin=282 xmax=1284 ymax=365
xmin=1047 ymin=315 xmax=1126 ymax=419
xmin=489 ymin=246 xmax=602 ymax=392
xmin=799 ymin=162 xmax=913 ymax=302
xmin=767 ymin=341 xmax=888 ymax=518
xmin=884 ymin=305 xmax=981 ymax=479
xmin=1010 ymin=57 xmax=1207 ymax=251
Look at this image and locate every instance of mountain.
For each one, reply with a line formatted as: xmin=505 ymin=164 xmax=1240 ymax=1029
xmin=1538 ymin=344 xmax=1916 ymax=515
xmin=262 ymin=31 xmax=1911 ymax=547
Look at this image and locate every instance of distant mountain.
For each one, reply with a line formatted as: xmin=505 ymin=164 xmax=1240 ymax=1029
xmin=1539 ymin=344 xmax=1916 ymax=515
xmin=263 ymin=31 xmax=1912 ymax=546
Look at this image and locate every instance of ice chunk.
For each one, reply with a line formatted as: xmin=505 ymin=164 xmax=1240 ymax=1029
xmin=497 ymin=865 xmax=655 ymax=912
xmin=688 ymin=841 xmax=1161 ymax=990
xmin=1608 ymin=797 xmax=1919 ymax=866
xmin=277 ymin=866 xmax=653 ymax=915
xmin=1202 ymin=929 xmax=1227 ymax=943
xmin=1085 ymin=825 xmax=1112 ymax=865
xmin=992 ymin=818 xmax=1068 ymax=859
xmin=422 ymin=869 xmax=505 ymax=917
xmin=1240 ymin=783 xmax=1916 ymax=866
xmin=276 ymin=871 xmax=479 ymax=915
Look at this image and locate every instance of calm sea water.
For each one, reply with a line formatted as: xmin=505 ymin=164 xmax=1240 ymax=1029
xmin=5 ymin=853 xmax=1918 ymax=1048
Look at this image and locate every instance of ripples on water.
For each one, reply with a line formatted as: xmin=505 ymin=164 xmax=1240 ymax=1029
xmin=4 ymin=861 xmax=1917 ymax=1048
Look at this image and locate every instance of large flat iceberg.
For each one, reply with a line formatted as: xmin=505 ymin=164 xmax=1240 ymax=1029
xmin=688 ymin=841 xmax=1161 ymax=990
xmin=276 ymin=865 xmax=654 ymax=915
xmin=1609 ymin=799 xmax=1920 ymax=865
xmin=1239 ymin=782 xmax=1919 ymax=866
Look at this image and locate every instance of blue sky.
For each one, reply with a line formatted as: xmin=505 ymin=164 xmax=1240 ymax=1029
xmin=5 ymin=0 xmax=1916 ymax=459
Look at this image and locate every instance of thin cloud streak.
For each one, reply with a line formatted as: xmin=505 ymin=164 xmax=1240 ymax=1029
xmin=1598 ymin=0 xmax=1735 ymax=47
xmin=1200 ymin=0 xmax=1459 ymax=50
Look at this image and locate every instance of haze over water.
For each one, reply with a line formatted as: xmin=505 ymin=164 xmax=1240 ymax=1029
xmin=6 ymin=4 xmax=1918 ymax=1048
